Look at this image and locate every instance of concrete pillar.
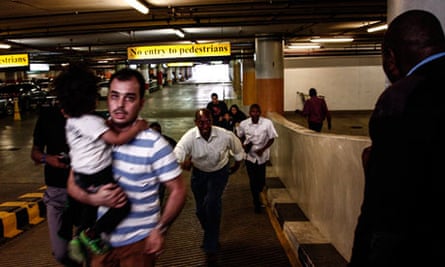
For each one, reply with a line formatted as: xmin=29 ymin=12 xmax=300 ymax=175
xmin=233 ymin=60 xmax=241 ymax=94
xmin=174 ymin=67 xmax=179 ymax=82
xmin=255 ymin=37 xmax=284 ymax=114
xmin=177 ymin=67 xmax=183 ymax=81
xmin=16 ymin=71 xmax=25 ymax=82
xmin=5 ymin=71 xmax=16 ymax=83
xmin=157 ymin=64 xmax=163 ymax=89
xmin=4 ymin=71 xmax=27 ymax=83
xmin=139 ymin=64 xmax=149 ymax=83
xmin=167 ymin=67 xmax=173 ymax=86
xmin=149 ymin=65 xmax=155 ymax=81
xmin=228 ymin=60 xmax=233 ymax=81
xmin=186 ymin=67 xmax=192 ymax=80
xmin=388 ymin=0 xmax=445 ymax=28
xmin=242 ymin=58 xmax=256 ymax=106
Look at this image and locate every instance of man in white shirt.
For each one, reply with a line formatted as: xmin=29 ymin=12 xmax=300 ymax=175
xmin=174 ymin=108 xmax=244 ymax=265
xmin=238 ymin=104 xmax=278 ymax=213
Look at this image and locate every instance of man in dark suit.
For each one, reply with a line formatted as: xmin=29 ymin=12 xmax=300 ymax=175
xmin=349 ymin=10 xmax=445 ymax=267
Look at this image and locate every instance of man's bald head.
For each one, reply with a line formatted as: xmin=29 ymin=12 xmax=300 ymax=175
xmin=382 ymin=10 xmax=445 ymax=82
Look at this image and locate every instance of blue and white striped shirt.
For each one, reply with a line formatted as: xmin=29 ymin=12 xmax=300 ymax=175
xmin=98 ymin=128 xmax=182 ymax=247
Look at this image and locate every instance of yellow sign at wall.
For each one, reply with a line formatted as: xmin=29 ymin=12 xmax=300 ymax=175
xmin=128 ymin=43 xmax=231 ymax=60
xmin=0 ymin=54 xmax=29 ymax=68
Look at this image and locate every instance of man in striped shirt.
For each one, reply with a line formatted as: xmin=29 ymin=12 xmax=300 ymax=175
xmin=67 ymin=68 xmax=186 ymax=267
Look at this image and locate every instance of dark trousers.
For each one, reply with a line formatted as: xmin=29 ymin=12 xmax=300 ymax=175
xmin=75 ymin=165 xmax=131 ymax=235
xmin=308 ymin=121 xmax=323 ymax=132
xmin=191 ymin=164 xmax=229 ymax=253
xmin=245 ymin=160 xmax=266 ymax=209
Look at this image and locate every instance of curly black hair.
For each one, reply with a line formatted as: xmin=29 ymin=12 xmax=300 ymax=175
xmin=55 ymin=63 xmax=99 ymax=118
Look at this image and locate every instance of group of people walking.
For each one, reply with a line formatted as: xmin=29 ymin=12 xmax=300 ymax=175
xmin=32 ymin=66 xmax=278 ymax=267
xmin=30 ymin=8 xmax=445 ymax=267
xmin=206 ymin=92 xmax=248 ymax=133
xmin=172 ymin=95 xmax=278 ymax=264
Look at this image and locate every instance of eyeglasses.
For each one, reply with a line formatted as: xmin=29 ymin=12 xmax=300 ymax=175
xmin=196 ymin=119 xmax=211 ymax=126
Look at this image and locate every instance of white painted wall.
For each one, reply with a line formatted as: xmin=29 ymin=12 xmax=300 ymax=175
xmin=284 ymin=55 xmax=386 ymax=111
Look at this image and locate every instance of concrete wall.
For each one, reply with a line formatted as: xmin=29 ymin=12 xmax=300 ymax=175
xmin=268 ymin=112 xmax=371 ymax=260
xmin=284 ymin=55 xmax=386 ymax=111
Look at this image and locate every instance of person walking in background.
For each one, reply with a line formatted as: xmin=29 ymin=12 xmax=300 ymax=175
xmin=349 ymin=10 xmax=445 ymax=267
xmin=206 ymin=92 xmax=228 ymax=125
xmin=209 ymin=105 xmax=227 ymax=129
xmin=31 ymin=103 xmax=82 ymax=267
xmin=302 ymin=88 xmax=331 ymax=132
xmin=149 ymin=121 xmax=177 ymax=206
xmin=227 ymin=104 xmax=247 ymax=134
xmin=67 ymin=68 xmax=186 ymax=267
xmin=206 ymin=92 xmax=228 ymax=114
xmin=238 ymin=104 xmax=278 ymax=214
xmin=55 ymin=65 xmax=147 ymax=260
xmin=149 ymin=121 xmax=177 ymax=149
xmin=174 ymin=108 xmax=244 ymax=265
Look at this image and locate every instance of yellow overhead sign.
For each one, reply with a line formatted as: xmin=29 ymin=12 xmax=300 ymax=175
xmin=128 ymin=43 xmax=231 ymax=60
xmin=0 ymin=54 xmax=29 ymax=68
xmin=167 ymin=62 xmax=194 ymax=67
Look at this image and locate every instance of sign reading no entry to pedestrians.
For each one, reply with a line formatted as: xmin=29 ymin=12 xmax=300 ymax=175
xmin=127 ymin=42 xmax=231 ymax=60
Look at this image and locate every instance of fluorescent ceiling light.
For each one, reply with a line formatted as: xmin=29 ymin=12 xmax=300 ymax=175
xmin=124 ymin=0 xmax=149 ymax=15
xmin=30 ymin=63 xmax=49 ymax=71
xmin=63 ymin=46 xmax=82 ymax=51
xmin=310 ymin=37 xmax=354 ymax=43
xmin=287 ymin=44 xmax=321 ymax=49
xmin=174 ymin=29 xmax=185 ymax=38
xmin=0 ymin=44 xmax=11 ymax=49
xmin=367 ymin=24 xmax=388 ymax=33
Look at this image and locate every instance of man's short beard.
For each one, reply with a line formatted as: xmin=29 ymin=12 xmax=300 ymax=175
xmin=111 ymin=118 xmax=137 ymax=130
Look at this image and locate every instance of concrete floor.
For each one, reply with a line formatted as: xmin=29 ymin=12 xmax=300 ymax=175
xmin=283 ymin=111 xmax=371 ymax=137
xmin=0 ymin=81 xmax=294 ymax=267
xmin=0 ymin=81 xmax=372 ymax=205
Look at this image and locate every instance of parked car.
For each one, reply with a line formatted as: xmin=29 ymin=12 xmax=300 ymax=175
xmin=0 ymin=97 xmax=14 ymax=116
xmin=37 ymin=81 xmax=54 ymax=92
xmin=0 ymin=82 xmax=48 ymax=112
xmin=97 ymin=80 xmax=109 ymax=99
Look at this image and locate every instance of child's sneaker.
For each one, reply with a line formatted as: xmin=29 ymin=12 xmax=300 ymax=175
xmin=68 ymin=237 xmax=87 ymax=263
xmin=79 ymin=230 xmax=111 ymax=254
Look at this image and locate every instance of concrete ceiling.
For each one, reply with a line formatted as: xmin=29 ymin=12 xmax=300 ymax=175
xmin=0 ymin=0 xmax=387 ymax=68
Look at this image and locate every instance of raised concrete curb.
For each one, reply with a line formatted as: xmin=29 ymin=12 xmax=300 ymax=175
xmin=0 ymin=187 xmax=46 ymax=240
xmin=265 ymin=177 xmax=348 ymax=267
